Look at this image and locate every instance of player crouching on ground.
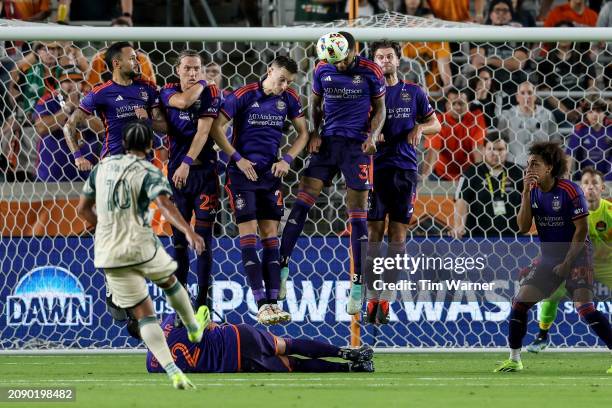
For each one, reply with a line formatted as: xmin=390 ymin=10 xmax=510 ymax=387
xmin=147 ymin=307 xmax=375 ymax=373
xmin=77 ymin=120 xmax=209 ymax=389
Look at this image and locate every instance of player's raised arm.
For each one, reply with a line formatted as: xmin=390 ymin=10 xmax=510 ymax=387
xmin=517 ymin=165 xmax=536 ymax=233
xmin=167 ymin=78 xmax=207 ymax=110
xmin=63 ymin=108 xmax=92 ymax=171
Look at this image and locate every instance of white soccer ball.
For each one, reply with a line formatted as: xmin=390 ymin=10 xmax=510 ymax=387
xmin=316 ymin=32 xmax=350 ymax=64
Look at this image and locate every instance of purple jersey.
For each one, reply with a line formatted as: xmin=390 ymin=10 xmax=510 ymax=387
xmin=33 ymin=92 xmax=99 ymax=181
xmin=312 ymin=56 xmax=385 ymax=141
xmin=160 ymin=82 xmax=221 ymax=174
xmin=376 ymin=80 xmax=434 ymax=171
xmin=79 ymin=79 xmax=160 ymax=158
xmin=146 ymin=315 xmax=240 ymax=373
xmin=530 ymin=179 xmax=589 ymax=258
xmin=566 ymin=123 xmax=611 ymax=181
xmin=220 ymin=81 xmax=303 ymax=172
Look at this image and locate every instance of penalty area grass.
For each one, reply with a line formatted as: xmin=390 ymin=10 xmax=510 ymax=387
xmin=0 ymin=352 xmax=609 ymax=408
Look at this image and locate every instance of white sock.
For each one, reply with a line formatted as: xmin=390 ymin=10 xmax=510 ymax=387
xmin=162 ymin=281 xmax=198 ymax=332
xmin=510 ymin=348 xmax=521 ymax=361
xmin=139 ymin=316 xmax=174 ymax=369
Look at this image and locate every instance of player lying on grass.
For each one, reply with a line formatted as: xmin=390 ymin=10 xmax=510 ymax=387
xmin=147 ymin=307 xmax=374 ymax=373
xmin=77 ymin=120 xmax=209 ymax=389
xmin=494 ymin=142 xmax=612 ymax=374
xmin=527 ymin=167 xmax=611 ymax=353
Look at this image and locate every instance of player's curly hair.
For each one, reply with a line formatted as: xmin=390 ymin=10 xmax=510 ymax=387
xmin=122 ymin=120 xmax=153 ymax=152
xmin=528 ymin=141 xmax=568 ymax=179
xmin=369 ymin=39 xmax=401 ymax=59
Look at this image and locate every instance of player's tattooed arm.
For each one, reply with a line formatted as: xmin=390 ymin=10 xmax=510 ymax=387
xmin=168 ymin=79 xmax=206 ymax=110
xmin=150 ymin=106 xmax=168 ymax=134
xmin=173 ymin=117 xmax=214 ymax=188
xmin=77 ymin=196 xmax=97 ymax=228
xmin=553 ymin=216 xmax=588 ymax=278
xmin=63 ymin=108 xmax=93 ymax=171
xmin=363 ymin=95 xmax=385 ymax=154
xmin=210 ymin=114 xmax=258 ymax=181
xmin=155 ymin=194 xmax=205 ymax=255
xmin=272 ymin=115 xmax=309 ymax=178
xmin=308 ymin=92 xmax=323 ymax=153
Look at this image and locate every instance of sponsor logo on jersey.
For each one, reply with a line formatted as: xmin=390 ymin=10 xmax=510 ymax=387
xmin=276 ymin=100 xmax=286 ymax=111
xmin=552 ymin=196 xmax=561 ymax=212
xmin=251 ymin=101 xmax=260 ymax=108
xmin=7 ymin=266 xmax=92 ymax=326
xmin=115 ymin=95 xmax=124 ymax=101
xmin=323 ymin=75 xmax=332 ymax=82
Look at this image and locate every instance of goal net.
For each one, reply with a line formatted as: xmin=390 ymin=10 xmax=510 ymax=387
xmin=1 ymin=13 xmax=610 ymax=351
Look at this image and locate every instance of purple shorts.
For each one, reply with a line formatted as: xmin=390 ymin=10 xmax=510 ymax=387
xmin=367 ymin=168 xmax=418 ymax=224
xmin=304 ymin=137 xmax=372 ymax=191
xmin=520 ymin=251 xmax=594 ymax=297
xmin=225 ymin=167 xmax=284 ymax=224
xmin=170 ymin=165 xmax=220 ymax=223
xmin=237 ymin=324 xmax=290 ymax=372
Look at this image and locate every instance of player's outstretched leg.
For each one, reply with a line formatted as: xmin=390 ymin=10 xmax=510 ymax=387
xmin=279 ymin=187 xmax=320 ymax=300
xmin=575 ymin=301 xmax=612 ymax=373
xmin=156 ymin=275 xmax=204 ymax=343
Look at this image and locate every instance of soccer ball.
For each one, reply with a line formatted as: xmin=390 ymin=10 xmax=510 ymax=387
xmin=316 ymin=32 xmax=350 ymax=64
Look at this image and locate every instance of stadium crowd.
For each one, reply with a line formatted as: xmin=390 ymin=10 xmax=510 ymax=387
xmin=0 ymin=0 xmax=609 ymax=240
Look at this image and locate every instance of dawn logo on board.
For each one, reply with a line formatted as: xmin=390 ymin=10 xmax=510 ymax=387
xmin=7 ymin=266 xmax=92 ymax=326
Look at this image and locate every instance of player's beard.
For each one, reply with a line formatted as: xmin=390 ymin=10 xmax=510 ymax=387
xmin=127 ymin=70 xmax=138 ymax=79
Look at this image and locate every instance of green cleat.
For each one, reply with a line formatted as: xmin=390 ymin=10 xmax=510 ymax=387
xmin=494 ymin=359 xmax=523 ymax=373
xmin=171 ymin=372 xmax=196 ymax=390
xmin=526 ymin=337 xmax=548 ymax=354
xmin=187 ymin=306 xmax=210 ymax=343
xmin=279 ymin=266 xmax=289 ymax=300
xmin=607 ymin=365 xmax=612 ymax=374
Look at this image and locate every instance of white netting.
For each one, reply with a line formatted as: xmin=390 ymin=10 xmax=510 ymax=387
xmin=0 ymin=14 xmax=610 ymax=350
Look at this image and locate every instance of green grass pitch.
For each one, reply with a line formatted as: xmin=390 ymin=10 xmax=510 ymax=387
xmin=0 ymin=353 xmax=610 ymax=407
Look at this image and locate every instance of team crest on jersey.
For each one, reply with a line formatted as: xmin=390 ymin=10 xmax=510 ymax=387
xmin=401 ymin=92 xmax=411 ymax=102
xmin=235 ymin=194 xmax=246 ymax=210
xmin=596 ymin=220 xmax=607 ymax=232
xmin=352 ymin=75 xmax=362 ymax=84
xmin=276 ymin=100 xmax=286 ymax=111
xmin=140 ymin=89 xmax=148 ymax=101
xmin=552 ymin=196 xmax=561 ymax=212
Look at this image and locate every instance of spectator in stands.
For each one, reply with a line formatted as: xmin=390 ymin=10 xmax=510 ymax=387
xmin=453 ymin=131 xmax=524 ymax=238
xmin=396 ymin=0 xmax=431 ymax=16
xmin=537 ymin=21 xmax=596 ymax=127
xmin=470 ymin=0 xmax=529 ymax=109
xmin=596 ymin=1 xmax=612 ymax=90
xmin=57 ymin=0 xmax=134 ymax=26
xmin=293 ymin=0 xmax=347 ymax=22
xmin=345 ymin=0 xmax=388 ymax=17
xmin=544 ymin=0 xmax=598 ymax=27
xmin=0 ymin=0 xmax=50 ymax=22
xmin=85 ymin=17 xmax=156 ymax=91
xmin=32 ymin=71 xmax=101 ymax=181
xmin=426 ymin=0 xmax=487 ymax=23
xmin=566 ymin=99 xmax=611 ymax=181
xmin=443 ymin=86 xmax=459 ymax=113
xmin=424 ymin=89 xmax=485 ymax=181
xmin=401 ymin=5 xmax=452 ymax=95
xmin=8 ymin=41 xmax=63 ymax=115
xmin=469 ymin=66 xmax=500 ymax=128
xmin=497 ymin=81 xmax=557 ymax=167
xmin=511 ymin=0 xmax=536 ymax=27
